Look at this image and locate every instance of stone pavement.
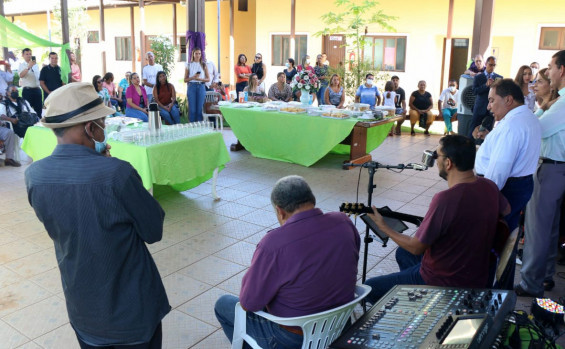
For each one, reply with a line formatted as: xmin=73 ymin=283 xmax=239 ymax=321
xmin=0 ymin=128 xmax=563 ymax=348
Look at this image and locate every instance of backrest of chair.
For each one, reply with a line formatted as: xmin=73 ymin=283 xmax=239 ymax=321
xmin=295 ymin=285 xmax=371 ymax=349
xmin=496 ymin=227 xmax=519 ymax=283
xmin=205 ymin=91 xmax=221 ymax=104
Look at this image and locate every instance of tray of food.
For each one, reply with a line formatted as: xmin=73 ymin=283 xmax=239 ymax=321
xmin=321 ymin=110 xmax=351 ymax=119
xmin=373 ymin=106 xmax=396 ymax=116
xmin=279 ymin=106 xmax=307 ymax=114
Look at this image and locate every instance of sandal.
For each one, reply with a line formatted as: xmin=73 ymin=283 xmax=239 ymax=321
xmin=410 ymin=131 xmax=415 ymax=136
xmin=424 ymin=131 xmax=430 ymax=136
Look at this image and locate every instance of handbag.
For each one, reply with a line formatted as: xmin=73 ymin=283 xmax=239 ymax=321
xmin=419 ymin=112 xmax=427 ymax=128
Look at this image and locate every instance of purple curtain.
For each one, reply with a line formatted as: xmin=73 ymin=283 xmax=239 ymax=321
xmin=186 ymin=31 xmax=206 ymax=62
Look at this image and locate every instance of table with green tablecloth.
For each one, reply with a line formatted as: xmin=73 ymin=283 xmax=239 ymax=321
xmin=219 ymin=105 xmax=401 ymax=167
xmin=22 ymin=126 xmax=230 ymax=195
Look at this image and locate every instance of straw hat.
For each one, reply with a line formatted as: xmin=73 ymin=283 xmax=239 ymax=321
xmin=41 ymin=82 xmax=116 ymax=129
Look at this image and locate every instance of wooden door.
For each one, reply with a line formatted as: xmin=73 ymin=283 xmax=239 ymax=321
xmin=322 ymin=34 xmax=346 ymax=67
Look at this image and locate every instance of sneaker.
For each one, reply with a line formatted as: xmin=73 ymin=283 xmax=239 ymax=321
xmin=4 ymin=158 xmax=21 ymax=167
xmin=515 ymin=257 xmax=522 ymax=265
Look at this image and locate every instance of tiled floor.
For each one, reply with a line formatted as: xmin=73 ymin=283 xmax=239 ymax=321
xmin=1 ymin=126 xmax=563 ymax=348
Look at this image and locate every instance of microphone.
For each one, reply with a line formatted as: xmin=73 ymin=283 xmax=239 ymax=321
xmin=409 ymin=163 xmax=428 ymax=171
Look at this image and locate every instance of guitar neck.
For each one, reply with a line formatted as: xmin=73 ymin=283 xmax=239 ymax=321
xmin=340 ymin=203 xmax=424 ymax=226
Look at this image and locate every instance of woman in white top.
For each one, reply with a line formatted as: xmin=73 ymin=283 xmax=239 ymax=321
xmin=382 ymin=81 xmax=397 ymax=108
xmin=513 ymin=65 xmax=535 ymax=112
xmin=184 ymin=47 xmax=210 ymax=122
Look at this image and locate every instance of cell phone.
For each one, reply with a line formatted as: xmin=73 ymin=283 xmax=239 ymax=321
xmin=195 ymin=71 xmax=201 ymax=75
xmin=31 ymin=56 xmax=36 ymax=61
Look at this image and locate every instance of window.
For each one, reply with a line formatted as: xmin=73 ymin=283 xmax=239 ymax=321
xmin=271 ymin=35 xmax=307 ymax=66
xmin=179 ymin=36 xmax=187 ymax=62
xmin=115 ymin=37 xmax=132 ymax=61
xmin=87 ymin=30 xmax=99 ymax=43
xmin=238 ymin=0 xmax=248 ymax=11
xmin=539 ymin=27 xmax=565 ymax=50
xmin=362 ymin=36 xmax=407 ymax=72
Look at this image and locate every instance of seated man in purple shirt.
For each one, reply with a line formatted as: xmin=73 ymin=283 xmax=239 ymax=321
xmin=364 ymin=135 xmax=510 ymax=304
xmin=215 ymin=175 xmax=360 ymax=348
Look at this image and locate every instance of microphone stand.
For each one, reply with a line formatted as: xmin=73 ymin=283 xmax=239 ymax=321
xmin=343 ymin=161 xmax=427 ymax=311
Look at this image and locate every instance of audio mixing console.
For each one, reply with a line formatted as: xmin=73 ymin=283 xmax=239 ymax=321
xmin=330 ymin=285 xmax=516 ymax=349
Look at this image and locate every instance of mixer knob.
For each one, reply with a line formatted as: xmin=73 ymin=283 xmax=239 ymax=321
xmin=372 ymin=334 xmax=380 ymax=340
xmin=487 ymin=290 xmax=493 ymax=299
xmin=491 ymin=305 xmax=495 ymax=312
xmin=455 ymin=309 xmax=460 ymax=315
xmin=498 ymin=293 xmax=502 ymax=302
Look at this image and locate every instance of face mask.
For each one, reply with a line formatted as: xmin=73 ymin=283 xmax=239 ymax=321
xmin=531 ymin=68 xmax=538 ymax=77
xmin=449 ymin=86 xmax=456 ymax=93
xmin=10 ymin=91 xmax=18 ymax=99
xmin=305 ymin=59 xmax=310 ymax=65
xmin=285 ymin=63 xmax=290 ymax=68
xmin=366 ymin=79 xmax=374 ymax=86
xmin=86 ymin=121 xmax=108 ymax=154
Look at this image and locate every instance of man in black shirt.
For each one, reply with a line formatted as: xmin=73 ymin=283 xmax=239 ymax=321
xmin=39 ymin=52 xmax=64 ymax=101
xmin=392 ymin=75 xmax=407 ymax=135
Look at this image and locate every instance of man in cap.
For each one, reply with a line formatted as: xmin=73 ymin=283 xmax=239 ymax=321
xmin=25 ymin=83 xmax=170 ymax=348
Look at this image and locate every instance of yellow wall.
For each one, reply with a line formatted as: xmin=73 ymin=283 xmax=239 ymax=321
xmin=7 ymin=0 xmax=565 ymax=100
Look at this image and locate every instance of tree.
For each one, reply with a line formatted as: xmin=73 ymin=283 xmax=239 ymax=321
xmin=52 ymin=0 xmax=90 ymax=50
xmin=316 ymin=0 xmax=396 ymax=98
xmin=150 ymin=36 xmax=176 ymax=78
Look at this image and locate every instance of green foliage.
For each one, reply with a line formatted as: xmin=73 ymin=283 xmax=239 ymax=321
xmin=150 ymin=36 xmax=176 ymax=79
xmin=315 ymin=0 xmax=396 ymax=90
xmin=328 ymin=61 xmax=390 ymax=100
xmin=52 ymin=0 xmax=90 ymax=49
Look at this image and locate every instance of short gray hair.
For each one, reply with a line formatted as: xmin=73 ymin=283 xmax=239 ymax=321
xmin=271 ymin=175 xmax=316 ymax=213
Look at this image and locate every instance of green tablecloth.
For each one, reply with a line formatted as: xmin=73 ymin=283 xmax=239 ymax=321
xmin=220 ymin=105 xmax=393 ymax=166
xmin=22 ymin=126 xmax=231 ymax=191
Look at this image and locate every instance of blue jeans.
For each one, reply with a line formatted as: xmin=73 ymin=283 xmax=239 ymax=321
xmin=125 ymin=108 xmax=149 ymax=122
xmin=214 ymin=295 xmax=303 ymax=349
xmin=441 ymin=108 xmax=457 ymax=132
xmin=158 ymin=105 xmax=180 ymax=125
xmin=497 ymin=175 xmax=534 ymax=290
xmin=364 ymin=249 xmax=426 ymax=305
xmin=317 ymin=85 xmax=327 ymax=106
xmin=188 ymin=83 xmax=206 ymax=122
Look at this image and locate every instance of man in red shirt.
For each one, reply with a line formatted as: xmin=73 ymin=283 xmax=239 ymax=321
xmin=364 ymin=135 xmax=510 ymax=304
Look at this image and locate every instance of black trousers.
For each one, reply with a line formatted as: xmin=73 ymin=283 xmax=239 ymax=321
xmin=75 ymin=323 xmax=162 ymax=349
xmin=22 ymin=87 xmax=43 ymax=117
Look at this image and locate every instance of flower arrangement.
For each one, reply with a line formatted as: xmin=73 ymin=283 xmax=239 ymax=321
xmin=290 ymin=69 xmax=320 ymax=94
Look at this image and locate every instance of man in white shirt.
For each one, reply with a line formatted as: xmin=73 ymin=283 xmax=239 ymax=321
xmin=475 ymin=79 xmax=541 ymax=233
xmin=18 ymin=48 xmax=42 ymax=117
xmin=516 ymin=50 xmax=565 ymax=298
xmin=475 ymin=79 xmax=541 ymax=291
xmin=142 ymin=52 xmax=162 ymax=103
xmin=205 ymin=60 xmax=220 ymax=91
xmin=438 ymin=80 xmax=459 ymax=135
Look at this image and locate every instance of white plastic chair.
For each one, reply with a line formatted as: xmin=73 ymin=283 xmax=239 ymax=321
xmin=3 ymin=120 xmax=21 ymax=162
xmin=231 ymin=284 xmax=371 ymax=349
xmin=203 ymin=91 xmax=224 ymax=131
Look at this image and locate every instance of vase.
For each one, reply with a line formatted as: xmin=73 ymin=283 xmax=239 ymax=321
xmin=300 ymin=89 xmax=310 ymax=105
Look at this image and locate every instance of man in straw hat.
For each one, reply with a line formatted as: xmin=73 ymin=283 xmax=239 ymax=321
xmin=24 ymin=83 xmax=170 ymax=348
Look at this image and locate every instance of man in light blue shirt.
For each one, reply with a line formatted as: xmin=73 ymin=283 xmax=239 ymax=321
xmin=355 ymin=73 xmax=381 ymax=109
xmin=516 ymin=50 xmax=565 ymax=298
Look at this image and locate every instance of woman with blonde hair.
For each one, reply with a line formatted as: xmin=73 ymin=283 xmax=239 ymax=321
xmin=243 ymin=73 xmax=267 ymax=102
xmin=184 ymin=47 xmax=209 ymax=122
xmin=513 ymin=65 xmax=535 ymax=111
xmin=324 ymin=74 xmax=345 ymax=108
xmin=533 ymin=68 xmax=559 ymax=116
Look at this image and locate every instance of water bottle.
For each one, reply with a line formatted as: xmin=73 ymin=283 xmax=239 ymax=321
xmin=148 ymin=102 xmax=161 ymax=136
xmin=244 ymin=91 xmax=248 ymax=102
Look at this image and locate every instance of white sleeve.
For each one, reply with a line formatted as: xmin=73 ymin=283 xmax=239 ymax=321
xmin=0 ymin=103 xmax=7 ymax=116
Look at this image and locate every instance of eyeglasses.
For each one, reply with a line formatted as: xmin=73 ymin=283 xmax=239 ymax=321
xmin=97 ymin=80 xmax=103 ymax=83
xmin=432 ymin=150 xmax=448 ymax=159
xmin=255 ymin=56 xmax=261 ymax=59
